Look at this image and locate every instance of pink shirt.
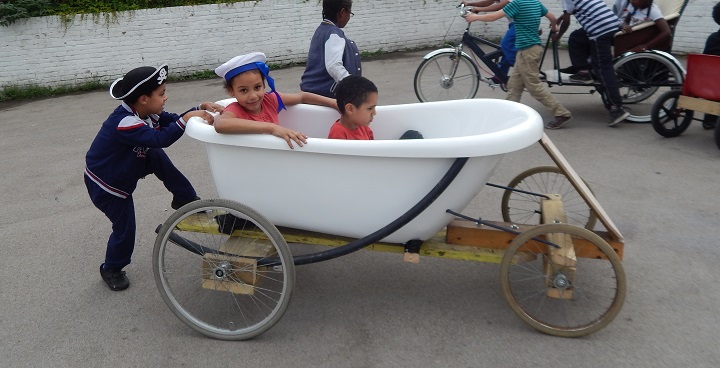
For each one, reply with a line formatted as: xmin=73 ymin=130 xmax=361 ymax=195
xmin=327 ymin=120 xmax=374 ymax=140
xmin=224 ymin=93 xmax=280 ymax=124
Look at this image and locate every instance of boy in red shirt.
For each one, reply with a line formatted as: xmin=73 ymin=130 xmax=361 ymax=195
xmin=328 ymin=75 xmax=377 ymax=140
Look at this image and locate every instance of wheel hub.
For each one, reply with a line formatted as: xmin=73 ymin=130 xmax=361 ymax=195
xmin=552 ymin=273 xmax=570 ymax=289
xmin=440 ymin=76 xmax=454 ymax=89
xmin=212 ymin=261 xmax=232 ymax=280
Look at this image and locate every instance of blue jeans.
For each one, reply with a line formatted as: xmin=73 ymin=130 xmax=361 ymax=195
xmin=498 ymin=22 xmax=517 ymax=76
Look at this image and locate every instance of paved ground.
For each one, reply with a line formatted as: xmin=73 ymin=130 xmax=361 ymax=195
xmin=1 ymin=49 xmax=719 ymax=368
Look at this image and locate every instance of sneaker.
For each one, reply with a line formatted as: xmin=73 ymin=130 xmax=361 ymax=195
xmin=171 ymin=196 xmax=201 ymax=210
xmin=489 ymin=76 xmax=503 ymax=85
xmin=545 ymin=115 xmax=573 ymax=130
xmin=100 ymin=264 xmax=129 ymax=291
xmin=608 ymin=107 xmax=630 ymax=126
xmin=559 ymin=66 xmax=580 ymax=74
xmin=569 ymin=71 xmax=593 ymax=84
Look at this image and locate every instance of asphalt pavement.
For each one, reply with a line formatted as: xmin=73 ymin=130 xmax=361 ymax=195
xmin=1 ymin=49 xmax=719 ymax=368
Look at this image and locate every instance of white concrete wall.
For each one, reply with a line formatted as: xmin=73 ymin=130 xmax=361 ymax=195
xmin=0 ymin=0 xmax=717 ymax=90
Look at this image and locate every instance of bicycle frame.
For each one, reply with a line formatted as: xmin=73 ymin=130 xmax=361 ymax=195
xmin=459 ymin=25 xmax=509 ymax=84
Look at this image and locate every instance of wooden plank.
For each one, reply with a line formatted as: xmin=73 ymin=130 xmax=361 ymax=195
xmin=677 ymin=95 xmax=720 ymax=115
xmin=539 ymin=133 xmax=624 ymax=242
xmin=542 ymin=195 xmax=576 ymax=299
xmin=446 ymin=219 xmax=624 ymax=260
xmin=200 ymin=237 xmax=277 ymax=295
xmin=201 ymin=253 xmax=257 ymax=295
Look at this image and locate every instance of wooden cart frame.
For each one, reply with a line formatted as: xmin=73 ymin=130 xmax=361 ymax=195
xmin=153 ymin=134 xmax=626 ymax=340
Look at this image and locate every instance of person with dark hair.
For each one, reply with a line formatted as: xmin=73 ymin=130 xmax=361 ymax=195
xmin=300 ymin=0 xmax=361 ymax=98
xmin=555 ymin=0 xmax=630 ymax=127
xmin=328 ymin=76 xmax=423 ymax=140
xmin=617 ymin=0 xmax=671 ymax=53
xmin=328 ymin=75 xmax=377 ymax=140
xmin=702 ymin=1 xmax=720 ymax=128
xmin=462 ymin=0 xmax=516 ymax=80
xmin=85 ymin=64 xmax=222 ymax=291
xmin=706 ymin=2 xmax=720 ymax=55
xmin=465 ymin=0 xmax=574 ymax=130
xmin=214 ymin=52 xmax=337 ymax=148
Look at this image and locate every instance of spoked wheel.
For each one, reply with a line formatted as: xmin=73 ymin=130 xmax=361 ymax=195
xmin=614 ymin=52 xmax=684 ymax=123
xmin=650 ymin=90 xmax=694 ymax=137
xmin=501 ymin=166 xmax=597 ymax=230
xmin=499 ymin=224 xmax=626 ymax=337
xmin=414 ymin=51 xmax=480 ymax=102
xmin=153 ymin=199 xmax=295 ymax=340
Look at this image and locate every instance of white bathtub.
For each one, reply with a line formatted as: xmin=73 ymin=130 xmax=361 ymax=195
xmin=186 ymin=98 xmax=543 ymax=244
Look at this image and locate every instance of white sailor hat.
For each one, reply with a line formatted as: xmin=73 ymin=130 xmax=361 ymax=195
xmin=109 ymin=64 xmax=169 ymax=100
xmin=214 ymin=52 xmax=267 ymax=82
xmin=215 ymin=52 xmax=286 ymax=112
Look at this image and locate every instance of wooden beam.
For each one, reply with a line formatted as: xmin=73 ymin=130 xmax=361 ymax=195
xmin=539 ymin=133 xmax=624 ymax=242
xmin=542 ymin=195 xmax=576 ymax=299
xmin=445 ymin=219 xmax=624 ymax=260
xmin=677 ymin=95 xmax=720 ymax=115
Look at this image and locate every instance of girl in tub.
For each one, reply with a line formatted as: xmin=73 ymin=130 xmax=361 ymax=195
xmin=214 ymin=52 xmax=338 ymax=149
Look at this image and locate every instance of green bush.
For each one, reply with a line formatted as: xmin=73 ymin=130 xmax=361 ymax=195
xmin=0 ymin=0 xmax=51 ymax=26
xmin=0 ymin=0 xmax=242 ymax=26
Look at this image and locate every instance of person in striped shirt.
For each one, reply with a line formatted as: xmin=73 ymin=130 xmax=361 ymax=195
xmin=465 ymin=0 xmax=573 ymax=130
xmin=555 ymin=0 xmax=630 ymax=126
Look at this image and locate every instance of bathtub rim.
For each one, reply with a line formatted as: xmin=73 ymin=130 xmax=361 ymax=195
xmin=186 ymin=99 xmax=544 ymax=158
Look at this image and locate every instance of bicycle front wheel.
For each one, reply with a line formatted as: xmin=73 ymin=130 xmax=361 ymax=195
xmin=414 ymin=51 xmax=480 ymax=102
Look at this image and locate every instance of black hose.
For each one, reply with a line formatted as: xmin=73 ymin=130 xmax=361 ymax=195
xmin=280 ymin=157 xmax=469 ymax=266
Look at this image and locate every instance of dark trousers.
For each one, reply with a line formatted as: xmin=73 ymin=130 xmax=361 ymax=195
xmin=568 ymin=28 xmax=592 ymax=71
xmin=590 ymin=32 xmax=623 ymax=110
xmin=85 ymin=148 xmax=196 ymax=270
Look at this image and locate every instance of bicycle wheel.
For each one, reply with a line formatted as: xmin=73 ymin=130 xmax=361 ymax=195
xmin=414 ymin=51 xmax=480 ymax=102
xmin=715 ymin=122 xmax=720 ymax=150
xmin=614 ymin=52 xmax=684 ymax=123
xmin=499 ymin=223 xmax=626 ymax=337
xmin=501 ymin=166 xmax=597 ymax=230
xmin=650 ymin=90 xmax=694 ymax=138
xmin=153 ymin=199 xmax=295 ymax=340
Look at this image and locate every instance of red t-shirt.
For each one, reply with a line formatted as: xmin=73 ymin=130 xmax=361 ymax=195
xmin=327 ymin=120 xmax=374 ymax=140
xmin=224 ymin=93 xmax=280 ymax=124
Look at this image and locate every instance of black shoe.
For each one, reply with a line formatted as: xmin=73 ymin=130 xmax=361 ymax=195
xmin=569 ymin=71 xmax=594 ymax=84
xmin=100 ymin=264 xmax=129 ymax=291
xmin=559 ymin=66 xmax=580 ymax=74
xmin=702 ymin=115 xmax=718 ymax=130
xmin=608 ymin=107 xmax=630 ymax=127
xmin=171 ymin=196 xmax=200 ymax=210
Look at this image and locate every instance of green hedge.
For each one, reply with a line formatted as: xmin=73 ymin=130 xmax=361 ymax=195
xmin=0 ymin=0 xmax=243 ymax=26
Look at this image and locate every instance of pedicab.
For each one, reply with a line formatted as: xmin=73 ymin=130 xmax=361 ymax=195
xmin=153 ymin=98 xmax=627 ymax=340
xmin=650 ymin=53 xmax=720 ymax=149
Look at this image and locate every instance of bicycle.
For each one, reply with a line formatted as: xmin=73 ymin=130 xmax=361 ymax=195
xmin=414 ymin=5 xmax=509 ymax=102
xmin=415 ymin=4 xmax=686 ymax=123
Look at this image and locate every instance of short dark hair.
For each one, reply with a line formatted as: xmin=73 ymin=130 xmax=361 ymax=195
xmin=714 ymin=1 xmax=720 ymax=26
xmin=124 ymin=82 xmax=162 ymax=105
xmin=322 ymin=0 xmax=352 ymax=22
xmin=335 ymin=75 xmax=377 ymax=114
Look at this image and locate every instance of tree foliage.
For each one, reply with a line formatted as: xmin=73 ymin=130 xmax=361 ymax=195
xmin=0 ymin=0 xmax=241 ymax=26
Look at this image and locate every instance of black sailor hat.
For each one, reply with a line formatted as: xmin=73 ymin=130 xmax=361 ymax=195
xmin=109 ymin=64 xmax=169 ymax=100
